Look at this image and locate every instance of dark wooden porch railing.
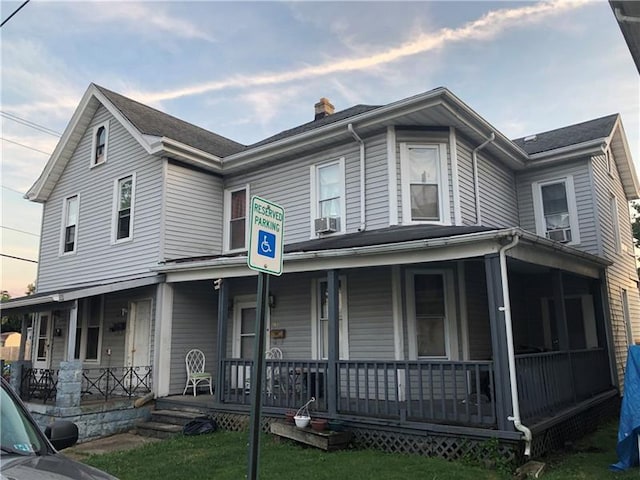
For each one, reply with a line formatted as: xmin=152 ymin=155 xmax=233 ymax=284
xmin=221 ymin=358 xmax=328 ymax=411
xmin=81 ymin=366 xmax=152 ymax=401
xmin=337 ymin=360 xmax=496 ymax=426
xmin=516 ymin=348 xmax=612 ymax=422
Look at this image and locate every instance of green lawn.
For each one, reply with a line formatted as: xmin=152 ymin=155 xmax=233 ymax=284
xmin=82 ymin=419 xmax=637 ymax=480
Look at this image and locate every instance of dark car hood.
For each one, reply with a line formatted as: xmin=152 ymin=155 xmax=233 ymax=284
xmin=1 ymin=453 xmax=117 ymax=480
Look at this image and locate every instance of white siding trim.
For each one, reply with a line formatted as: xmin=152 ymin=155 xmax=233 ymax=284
xmin=309 ymin=157 xmax=346 ymax=238
xmin=400 ymin=143 xmax=451 ymax=225
xmin=110 ymin=173 xmax=136 ymax=244
xmin=391 ymin=265 xmax=404 ymax=360
xmin=610 ymin=192 xmax=622 ymax=254
xmin=449 ymin=127 xmax=462 ymax=225
xmin=158 ymin=159 xmax=168 ymax=261
xmin=153 ymin=283 xmax=173 ymax=397
xmin=387 ymin=127 xmax=398 ymax=226
xmin=310 ymin=279 xmax=318 ymax=359
xmin=223 ymin=184 xmax=250 ymax=253
xmin=89 ymin=120 xmax=109 ymax=168
xmin=532 ymin=175 xmax=581 ymax=245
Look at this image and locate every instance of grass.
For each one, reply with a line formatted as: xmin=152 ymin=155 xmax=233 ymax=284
xmin=82 ymin=419 xmax=637 ymax=480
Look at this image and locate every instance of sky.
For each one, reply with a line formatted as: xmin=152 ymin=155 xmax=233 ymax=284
xmin=0 ymin=0 xmax=638 ymax=298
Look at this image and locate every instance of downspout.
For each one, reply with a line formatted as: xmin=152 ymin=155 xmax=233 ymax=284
xmin=499 ymin=233 xmax=532 ymax=457
xmin=348 ymin=123 xmax=366 ymax=231
xmin=472 ymin=133 xmax=495 ymax=225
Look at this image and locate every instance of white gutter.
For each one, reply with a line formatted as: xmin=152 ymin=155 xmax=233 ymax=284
xmin=615 ymin=7 xmax=640 ymax=23
xmin=348 ymin=123 xmax=366 ymax=231
xmin=498 ymin=233 xmax=532 ymax=457
xmin=472 ymin=133 xmax=495 ymax=225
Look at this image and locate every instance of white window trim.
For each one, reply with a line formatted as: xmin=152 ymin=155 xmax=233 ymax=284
xmin=59 ymin=194 xmax=80 ymax=256
xmin=610 ymin=193 xmax=622 ymax=254
xmin=75 ymin=296 xmax=104 ymax=364
xmin=406 ymin=269 xmax=458 ymax=360
xmin=90 ymin=120 xmax=109 ymax=168
xmin=223 ymin=185 xmax=250 ymax=253
xmin=532 ymin=176 xmax=581 ymax=245
xmin=310 ymin=158 xmax=347 ymax=237
xmin=605 ymin=148 xmax=614 ymax=178
xmin=111 ymin=173 xmax=136 ymax=244
xmin=399 ymin=143 xmax=450 ymax=225
xmin=311 ymin=276 xmax=349 ymax=360
xmin=231 ymin=295 xmax=270 ymax=357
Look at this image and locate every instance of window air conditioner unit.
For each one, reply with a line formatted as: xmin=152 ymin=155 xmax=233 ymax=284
xmin=546 ymin=228 xmax=571 ymax=243
xmin=315 ymin=217 xmax=338 ymax=234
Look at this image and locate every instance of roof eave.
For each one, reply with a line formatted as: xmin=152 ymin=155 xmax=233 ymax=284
xmin=525 ymin=138 xmax=607 ymax=166
xmin=155 ymin=137 xmax=224 ymax=173
xmin=607 ymin=116 xmax=640 ymax=200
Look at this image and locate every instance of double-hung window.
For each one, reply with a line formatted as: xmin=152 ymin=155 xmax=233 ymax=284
xmin=532 ymin=176 xmax=580 ymax=245
xmin=314 ymin=277 xmax=349 ymax=360
xmin=311 ymin=158 xmax=345 ymax=235
xmin=112 ymin=174 xmax=135 ymax=243
xmin=61 ymin=195 xmax=79 ymax=254
xmin=74 ymin=296 xmax=103 ymax=363
xmin=400 ymin=143 xmax=449 ymax=224
xmin=224 ymin=186 xmax=248 ymax=251
xmin=91 ymin=121 xmax=109 ymax=167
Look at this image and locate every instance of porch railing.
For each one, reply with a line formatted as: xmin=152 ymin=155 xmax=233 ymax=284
xmin=221 ymin=358 xmax=328 ymax=411
xmin=337 ymin=360 xmax=496 ymax=426
xmin=20 ymin=368 xmax=58 ymax=403
xmin=81 ymin=366 xmax=152 ymax=401
xmin=516 ymin=348 xmax=612 ymax=422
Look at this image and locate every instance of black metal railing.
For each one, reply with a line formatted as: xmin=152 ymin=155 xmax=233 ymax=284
xmin=221 ymin=358 xmax=328 ymax=411
xmin=20 ymin=368 xmax=58 ymax=403
xmin=81 ymin=366 xmax=152 ymax=401
xmin=516 ymin=348 xmax=612 ymax=422
xmin=337 ymin=360 xmax=496 ymax=426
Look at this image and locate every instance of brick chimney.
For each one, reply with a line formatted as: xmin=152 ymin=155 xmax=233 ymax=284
xmin=314 ymin=97 xmax=335 ymax=120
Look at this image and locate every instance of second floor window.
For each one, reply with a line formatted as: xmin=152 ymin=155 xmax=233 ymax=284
xmin=533 ymin=176 xmax=580 ymax=245
xmin=400 ymin=143 xmax=449 ymax=224
xmin=311 ymin=158 xmax=345 ymax=235
xmin=62 ymin=195 xmax=79 ymax=254
xmin=113 ymin=175 xmax=134 ymax=242
xmin=91 ymin=121 xmax=109 ymax=167
xmin=225 ymin=187 xmax=248 ymax=251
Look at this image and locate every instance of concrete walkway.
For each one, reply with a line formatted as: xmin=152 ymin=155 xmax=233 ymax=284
xmin=62 ymin=432 xmax=161 ymax=461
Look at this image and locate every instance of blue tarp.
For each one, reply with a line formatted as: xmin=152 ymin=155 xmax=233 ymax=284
xmin=611 ymin=345 xmax=640 ymax=471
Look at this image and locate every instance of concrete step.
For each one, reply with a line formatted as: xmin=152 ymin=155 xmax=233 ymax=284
xmin=136 ymin=421 xmax=184 ymax=440
xmin=151 ymin=409 xmax=203 ymax=426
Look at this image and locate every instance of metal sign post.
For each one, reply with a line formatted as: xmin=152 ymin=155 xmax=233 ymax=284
xmin=246 ymin=196 xmax=284 ymax=480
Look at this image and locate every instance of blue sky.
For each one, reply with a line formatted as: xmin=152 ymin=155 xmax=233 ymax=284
xmin=1 ymin=0 xmax=638 ymax=297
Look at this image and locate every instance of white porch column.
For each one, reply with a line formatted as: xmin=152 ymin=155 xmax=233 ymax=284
xmin=66 ymin=300 xmax=78 ymax=361
xmin=154 ymin=283 xmax=173 ymax=397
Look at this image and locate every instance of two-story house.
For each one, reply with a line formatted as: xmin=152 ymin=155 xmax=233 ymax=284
xmin=3 ymin=83 xmax=638 ymax=462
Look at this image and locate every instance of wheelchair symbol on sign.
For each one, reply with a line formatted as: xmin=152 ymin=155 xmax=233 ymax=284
xmin=257 ymin=230 xmax=276 ymax=259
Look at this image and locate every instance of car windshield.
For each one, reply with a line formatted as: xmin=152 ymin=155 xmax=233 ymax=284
xmin=1 ymin=385 xmax=44 ymax=456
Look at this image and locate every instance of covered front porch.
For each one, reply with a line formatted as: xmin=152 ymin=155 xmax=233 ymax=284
xmin=159 ymin=227 xmax=618 ymax=458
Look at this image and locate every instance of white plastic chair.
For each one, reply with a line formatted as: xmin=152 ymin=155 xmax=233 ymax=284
xmin=265 ymin=347 xmax=283 ymax=397
xmin=183 ymin=349 xmax=213 ymax=396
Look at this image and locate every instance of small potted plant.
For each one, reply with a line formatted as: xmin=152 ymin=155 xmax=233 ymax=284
xmin=285 ymin=410 xmax=296 ymax=424
xmin=310 ymin=418 xmax=328 ymax=432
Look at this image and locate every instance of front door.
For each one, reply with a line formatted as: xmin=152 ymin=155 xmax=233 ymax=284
xmin=33 ymin=312 xmax=52 ymax=370
xmin=125 ymin=300 xmax=151 ymax=368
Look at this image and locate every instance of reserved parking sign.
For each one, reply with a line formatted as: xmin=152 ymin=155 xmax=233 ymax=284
xmin=247 ymin=196 xmax=285 ymax=275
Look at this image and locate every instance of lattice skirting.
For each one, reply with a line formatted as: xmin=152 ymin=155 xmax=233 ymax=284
xmin=529 ymin=394 xmax=620 ymax=460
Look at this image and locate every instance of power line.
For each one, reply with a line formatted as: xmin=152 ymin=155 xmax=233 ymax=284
xmin=0 ymin=137 xmax=51 ymax=156
xmin=0 ymin=0 xmax=30 ymax=28
xmin=1 ymin=226 xmax=40 ymax=237
xmin=0 ymin=253 xmax=37 ymax=264
xmin=0 ymin=111 xmax=61 ymax=137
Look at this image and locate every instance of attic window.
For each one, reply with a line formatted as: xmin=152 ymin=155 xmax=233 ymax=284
xmin=91 ymin=121 xmax=109 ymax=167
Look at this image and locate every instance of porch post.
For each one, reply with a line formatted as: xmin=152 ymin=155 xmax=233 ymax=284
xmin=327 ymin=269 xmax=339 ymax=417
xmin=552 ymin=269 xmax=576 ymax=402
xmin=154 ymin=283 xmax=173 ymax=398
xmin=593 ymin=273 xmax=619 ymax=388
xmin=18 ymin=313 xmax=29 ymax=360
xmin=66 ymin=301 xmax=78 ymax=361
xmin=215 ymin=279 xmax=229 ymax=404
xmin=484 ymin=254 xmax=514 ymax=431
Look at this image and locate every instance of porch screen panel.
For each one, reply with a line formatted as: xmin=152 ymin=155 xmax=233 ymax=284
xmin=414 ymin=274 xmax=446 ymax=357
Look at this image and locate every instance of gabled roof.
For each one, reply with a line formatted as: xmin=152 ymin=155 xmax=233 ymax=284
xmin=513 ymin=114 xmax=618 ymax=155
xmin=95 ymin=85 xmax=245 ymax=157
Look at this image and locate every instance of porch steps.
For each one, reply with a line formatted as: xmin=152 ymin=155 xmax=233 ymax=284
xmin=136 ymin=410 xmax=202 ymax=439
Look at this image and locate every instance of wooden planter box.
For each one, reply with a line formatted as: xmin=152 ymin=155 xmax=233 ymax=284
xmin=270 ymin=421 xmax=351 ymax=451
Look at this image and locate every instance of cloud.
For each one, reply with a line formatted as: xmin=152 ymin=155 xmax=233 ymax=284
xmin=129 ymin=0 xmax=591 ymax=104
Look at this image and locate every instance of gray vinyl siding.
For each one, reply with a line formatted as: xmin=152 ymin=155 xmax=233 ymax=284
xmin=455 ymin=137 xmax=518 ymax=228
xmin=347 ymin=267 xmax=395 ymax=360
xmin=516 ymin=159 xmax=598 ymax=254
xmin=164 ymin=162 xmax=223 ymax=260
xmin=37 ymin=106 xmax=163 ymax=291
xmin=224 ymin=132 xmax=388 ymax=245
xmin=170 ymin=281 xmax=217 ymax=395
xmin=591 ymin=152 xmax=640 ymax=387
